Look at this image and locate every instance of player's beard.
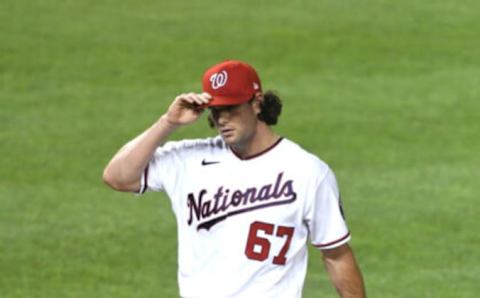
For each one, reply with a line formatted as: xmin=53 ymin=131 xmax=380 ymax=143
xmin=210 ymin=102 xmax=260 ymax=152
xmin=219 ymin=122 xmax=258 ymax=154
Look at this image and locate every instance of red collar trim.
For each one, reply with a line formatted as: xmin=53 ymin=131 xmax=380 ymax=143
xmin=231 ymin=137 xmax=284 ymax=160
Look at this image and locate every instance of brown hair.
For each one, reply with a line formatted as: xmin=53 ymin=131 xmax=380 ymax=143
xmin=258 ymin=90 xmax=282 ymax=125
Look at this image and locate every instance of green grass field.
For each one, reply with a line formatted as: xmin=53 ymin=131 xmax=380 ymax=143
xmin=1 ymin=0 xmax=479 ymax=297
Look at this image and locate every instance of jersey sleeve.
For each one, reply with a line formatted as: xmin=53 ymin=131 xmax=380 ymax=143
xmin=138 ymin=141 xmax=184 ymax=195
xmin=306 ymin=168 xmax=351 ymax=250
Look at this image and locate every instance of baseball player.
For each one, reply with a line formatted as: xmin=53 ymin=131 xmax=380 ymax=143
xmin=103 ymin=60 xmax=366 ymax=298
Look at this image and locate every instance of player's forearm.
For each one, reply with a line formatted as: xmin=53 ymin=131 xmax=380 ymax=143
xmin=322 ymin=244 xmax=366 ymax=298
xmin=103 ymin=116 xmax=179 ymax=191
xmin=331 ymin=266 xmax=365 ymax=298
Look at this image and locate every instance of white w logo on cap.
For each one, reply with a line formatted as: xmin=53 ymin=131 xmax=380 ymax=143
xmin=210 ymin=71 xmax=228 ymax=89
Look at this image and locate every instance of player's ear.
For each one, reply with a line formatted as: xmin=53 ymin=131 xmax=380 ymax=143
xmin=252 ymin=92 xmax=263 ymax=115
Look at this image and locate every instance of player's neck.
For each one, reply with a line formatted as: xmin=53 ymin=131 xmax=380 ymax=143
xmin=231 ymin=123 xmax=279 ymax=159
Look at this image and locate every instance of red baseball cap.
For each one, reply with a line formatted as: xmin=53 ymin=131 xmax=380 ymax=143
xmin=202 ymin=60 xmax=262 ymax=106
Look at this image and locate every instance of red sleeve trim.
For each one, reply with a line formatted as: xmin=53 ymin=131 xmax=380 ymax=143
xmin=313 ymin=232 xmax=350 ymax=249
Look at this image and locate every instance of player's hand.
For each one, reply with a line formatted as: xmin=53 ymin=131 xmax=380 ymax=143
xmin=163 ymin=92 xmax=212 ymax=126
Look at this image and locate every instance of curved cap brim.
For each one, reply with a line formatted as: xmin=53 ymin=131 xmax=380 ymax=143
xmin=207 ymin=95 xmax=252 ymax=107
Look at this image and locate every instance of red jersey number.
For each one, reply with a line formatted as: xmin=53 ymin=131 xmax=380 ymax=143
xmin=245 ymin=221 xmax=294 ymax=265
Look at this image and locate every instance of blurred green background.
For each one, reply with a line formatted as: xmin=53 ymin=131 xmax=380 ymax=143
xmin=1 ymin=0 xmax=479 ymax=297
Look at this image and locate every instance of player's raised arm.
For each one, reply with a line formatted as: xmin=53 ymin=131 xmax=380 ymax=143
xmin=102 ymin=92 xmax=211 ymax=192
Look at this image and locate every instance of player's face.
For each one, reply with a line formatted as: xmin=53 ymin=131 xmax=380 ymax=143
xmin=209 ymin=100 xmax=260 ymax=149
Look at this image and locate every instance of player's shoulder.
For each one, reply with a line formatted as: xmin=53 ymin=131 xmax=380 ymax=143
xmin=280 ymin=138 xmax=332 ymax=177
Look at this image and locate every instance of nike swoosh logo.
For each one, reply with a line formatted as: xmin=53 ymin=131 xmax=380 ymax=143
xmin=201 ymin=159 xmax=220 ymax=166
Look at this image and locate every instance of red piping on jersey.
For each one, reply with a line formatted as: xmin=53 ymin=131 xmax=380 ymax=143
xmin=313 ymin=232 xmax=350 ymax=249
xmin=230 ymin=137 xmax=284 ymax=160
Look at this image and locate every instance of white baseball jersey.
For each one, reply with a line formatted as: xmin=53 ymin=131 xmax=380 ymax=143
xmin=139 ymin=136 xmax=350 ymax=298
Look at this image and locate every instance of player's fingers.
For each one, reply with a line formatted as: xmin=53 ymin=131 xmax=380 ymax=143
xmin=182 ymin=93 xmax=196 ymax=103
xmin=199 ymin=92 xmax=212 ymax=100
xmin=186 ymin=93 xmax=209 ymax=106
xmin=175 ymin=93 xmax=193 ymax=104
xmin=175 ymin=94 xmax=198 ymax=110
xmin=198 ymin=92 xmax=212 ymax=104
xmin=174 ymin=93 xmax=210 ymax=112
xmin=181 ymin=93 xmax=195 ymax=102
